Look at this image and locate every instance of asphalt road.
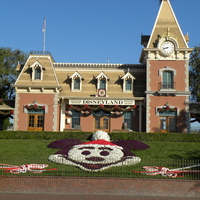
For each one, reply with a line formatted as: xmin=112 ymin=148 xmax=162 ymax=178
xmin=0 ymin=193 xmax=199 ymax=200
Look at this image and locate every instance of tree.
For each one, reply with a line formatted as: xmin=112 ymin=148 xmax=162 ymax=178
xmin=189 ymin=45 xmax=200 ymax=102
xmin=0 ymin=47 xmax=27 ymax=99
xmin=189 ymin=45 xmax=200 ymax=123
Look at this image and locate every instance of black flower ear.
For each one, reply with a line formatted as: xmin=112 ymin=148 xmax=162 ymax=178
xmin=47 ymin=139 xmax=84 ymax=149
xmin=112 ymin=140 xmax=149 ymax=151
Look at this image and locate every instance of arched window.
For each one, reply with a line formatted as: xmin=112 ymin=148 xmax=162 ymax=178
xmin=163 ymin=71 xmax=174 ymax=89
xmin=159 ymin=67 xmax=176 ymax=90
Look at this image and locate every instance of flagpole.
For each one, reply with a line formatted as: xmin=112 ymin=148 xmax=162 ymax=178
xmin=42 ymin=17 xmax=46 ymax=53
xmin=43 ymin=27 xmax=46 ymax=52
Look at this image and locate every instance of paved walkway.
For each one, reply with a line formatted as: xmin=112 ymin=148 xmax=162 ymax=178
xmin=0 ymin=193 xmax=199 ymax=200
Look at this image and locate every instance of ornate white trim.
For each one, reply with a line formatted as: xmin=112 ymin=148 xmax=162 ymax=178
xmin=121 ymin=72 xmax=136 ymax=92
xmin=70 ymin=71 xmax=84 ymax=92
xmin=30 ymin=60 xmax=45 ymax=81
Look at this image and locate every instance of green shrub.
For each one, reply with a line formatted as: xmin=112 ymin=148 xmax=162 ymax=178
xmin=0 ymin=131 xmax=92 ymax=140
xmin=110 ymin=132 xmax=200 ymax=142
xmin=0 ymin=130 xmax=200 ymax=142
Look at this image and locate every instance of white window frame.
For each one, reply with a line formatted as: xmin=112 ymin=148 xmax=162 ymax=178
xmin=70 ymin=71 xmax=84 ymax=92
xmin=30 ymin=61 xmax=45 ymax=81
xmin=121 ymin=72 xmax=135 ymax=93
xmin=159 ymin=66 xmax=176 ymax=90
xmin=96 ymin=72 xmax=109 ymax=94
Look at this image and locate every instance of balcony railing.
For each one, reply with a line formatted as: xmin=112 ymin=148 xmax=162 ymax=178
xmin=159 ymin=82 xmax=176 ymax=90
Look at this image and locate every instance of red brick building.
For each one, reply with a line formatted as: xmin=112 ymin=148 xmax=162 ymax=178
xmin=12 ymin=0 xmax=192 ymax=133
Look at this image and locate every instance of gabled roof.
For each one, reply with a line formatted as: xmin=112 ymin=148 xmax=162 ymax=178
xmin=0 ymin=100 xmax=15 ymax=111
xmin=70 ymin=71 xmax=84 ymax=80
xmin=96 ymin=71 xmax=109 ymax=80
xmin=121 ymin=72 xmax=136 ymax=80
xmin=13 ymin=54 xmax=61 ymax=89
xmin=147 ymin=0 xmax=189 ymax=49
xmin=30 ymin=60 xmax=45 ymax=70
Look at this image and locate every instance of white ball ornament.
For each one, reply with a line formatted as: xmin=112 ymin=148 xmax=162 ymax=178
xmin=91 ymin=130 xmax=110 ymax=141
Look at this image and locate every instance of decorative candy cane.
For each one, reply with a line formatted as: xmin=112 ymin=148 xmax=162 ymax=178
xmin=0 ymin=163 xmax=57 ymax=174
xmin=133 ymin=164 xmax=200 ymax=178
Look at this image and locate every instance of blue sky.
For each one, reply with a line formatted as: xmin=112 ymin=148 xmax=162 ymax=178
xmin=1 ymin=0 xmax=199 ymax=64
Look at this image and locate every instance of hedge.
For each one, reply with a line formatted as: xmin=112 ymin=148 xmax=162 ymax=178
xmin=111 ymin=131 xmax=200 ymax=142
xmin=0 ymin=131 xmax=200 ymax=142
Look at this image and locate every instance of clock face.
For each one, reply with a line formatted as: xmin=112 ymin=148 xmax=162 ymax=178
xmin=161 ymin=41 xmax=174 ymax=54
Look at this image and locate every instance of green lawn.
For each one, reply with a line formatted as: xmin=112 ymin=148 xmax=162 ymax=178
xmin=0 ymin=139 xmax=199 ymax=178
xmin=1 ymin=139 xmax=199 ymax=160
xmin=135 ymin=141 xmax=200 ymax=160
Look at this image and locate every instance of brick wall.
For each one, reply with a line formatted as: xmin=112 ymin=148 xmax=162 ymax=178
xmin=0 ymin=176 xmax=200 ymax=197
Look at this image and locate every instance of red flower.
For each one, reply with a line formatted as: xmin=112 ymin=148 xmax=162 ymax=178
xmin=133 ymin=105 xmax=137 ymax=109
xmin=100 ymin=104 xmax=104 ymax=108
xmin=166 ymin=106 xmax=170 ymax=110
xmin=84 ymin=104 xmax=88 ymax=108
xmin=33 ymin=104 xmax=38 ymax=109
xmin=25 ymin=105 xmax=29 ymax=108
xmin=10 ymin=110 xmax=14 ymax=115
xmin=42 ymin=106 xmax=45 ymax=110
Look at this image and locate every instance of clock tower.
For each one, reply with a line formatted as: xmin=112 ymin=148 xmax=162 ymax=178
xmin=140 ymin=0 xmax=193 ymax=132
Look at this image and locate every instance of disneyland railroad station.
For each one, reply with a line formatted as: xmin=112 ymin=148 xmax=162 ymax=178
xmin=9 ymin=0 xmax=193 ymax=133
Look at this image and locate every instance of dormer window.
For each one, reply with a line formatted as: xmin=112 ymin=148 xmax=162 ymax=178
xmin=125 ymin=79 xmax=132 ymax=91
xmin=121 ymin=72 xmax=135 ymax=92
xmin=100 ymin=78 xmax=106 ymax=89
xmin=96 ymin=72 xmax=109 ymax=96
xmin=74 ymin=78 xmax=80 ymax=90
xmin=30 ymin=61 xmax=45 ymax=81
xmin=35 ymin=67 xmax=41 ymax=80
xmin=70 ymin=71 xmax=84 ymax=92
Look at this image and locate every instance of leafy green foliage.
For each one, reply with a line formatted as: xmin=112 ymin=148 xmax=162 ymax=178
xmin=189 ymin=45 xmax=200 ymax=102
xmin=0 ymin=131 xmax=200 ymax=142
xmin=110 ymin=132 xmax=200 ymax=142
xmin=0 ymin=47 xmax=27 ymax=99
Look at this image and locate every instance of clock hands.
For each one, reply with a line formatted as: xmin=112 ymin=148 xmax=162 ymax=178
xmin=161 ymin=41 xmax=174 ymax=55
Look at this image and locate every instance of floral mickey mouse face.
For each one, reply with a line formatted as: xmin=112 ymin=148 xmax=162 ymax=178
xmin=48 ymin=139 xmax=143 ymax=171
xmin=68 ymin=143 xmax=124 ymax=164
